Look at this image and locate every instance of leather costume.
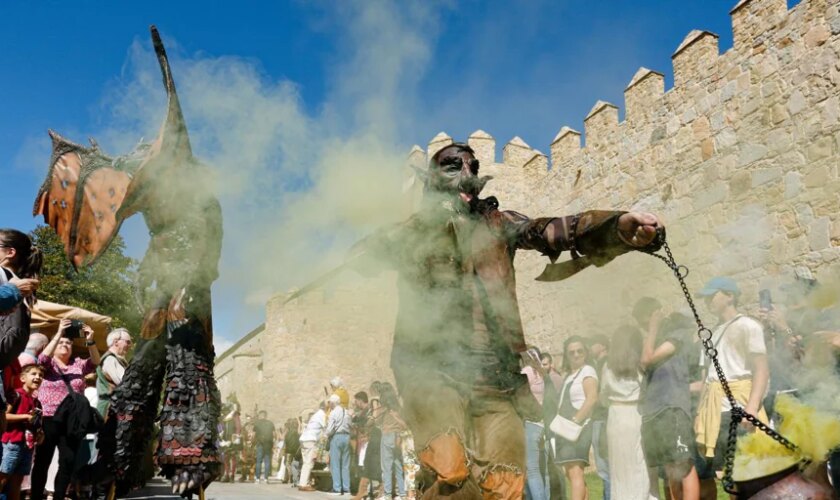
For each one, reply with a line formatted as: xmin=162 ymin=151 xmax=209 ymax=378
xmin=354 ymin=143 xmax=659 ymax=499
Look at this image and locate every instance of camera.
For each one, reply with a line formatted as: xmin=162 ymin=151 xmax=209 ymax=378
xmin=63 ymin=319 xmax=85 ymax=339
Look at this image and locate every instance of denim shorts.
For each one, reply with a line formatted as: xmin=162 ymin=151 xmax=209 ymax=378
xmin=1 ymin=441 xmax=34 ymax=475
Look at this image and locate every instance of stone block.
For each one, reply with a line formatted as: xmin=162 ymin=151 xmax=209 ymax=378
xmin=738 ymin=143 xmax=768 ymax=166
xmin=731 ymin=170 xmax=752 ymax=195
xmin=751 ymin=167 xmax=783 ymax=187
xmin=787 ymin=90 xmax=806 ymax=116
xmin=804 ymin=23 xmax=830 ymax=48
xmin=806 ymin=137 xmax=834 ymax=162
xmin=695 ymin=181 xmax=729 ymax=210
xmin=808 ymin=217 xmax=831 ymax=251
xmin=784 ymin=171 xmax=802 ymax=199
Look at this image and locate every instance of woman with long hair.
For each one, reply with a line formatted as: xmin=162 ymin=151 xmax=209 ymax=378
xmin=600 ymin=326 xmax=658 ymax=499
xmin=0 ymin=229 xmax=43 ymax=369
xmin=554 ymin=335 xmax=598 ymax=500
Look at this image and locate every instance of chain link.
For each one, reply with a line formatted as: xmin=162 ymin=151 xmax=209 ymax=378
xmin=645 ymin=235 xmax=799 ymax=494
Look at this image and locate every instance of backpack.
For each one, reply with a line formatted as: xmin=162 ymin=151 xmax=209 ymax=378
xmin=53 ymin=372 xmax=104 ymax=442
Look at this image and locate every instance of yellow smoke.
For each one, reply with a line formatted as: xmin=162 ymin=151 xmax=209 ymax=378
xmin=733 ymin=394 xmax=840 ymax=480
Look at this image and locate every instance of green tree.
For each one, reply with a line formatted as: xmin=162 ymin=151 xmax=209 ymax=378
xmin=31 ymin=225 xmax=142 ymax=337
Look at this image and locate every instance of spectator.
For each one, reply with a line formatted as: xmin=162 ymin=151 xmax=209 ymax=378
xmin=521 ymin=347 xmax=549 ymax=500
xmin=540 ymin=353 xmax=566 ymax=500
xmin=373 ymin=382 xmax=406 ymax=500
xmin=240 ymin=415 xmax=256 ymax=482
xmin=587 ymin=334 xmax=610 ymax=500
xmin=554 ymin=335 xmax=597 ymax=500
xmin=366 ymin=382 xmax=384 ymax=499
xmin=95 ymin=328 xmax=133 ymax=416
xmin=5 ymin=333 xmax=48 ymax=404
xmin=636 ymin=298 xmax=700 ymax=500
xmin=694 ymin=277 xmax=769 ymax=495
xmin=331 ymin=377 xmax=350 ymax=408
xmin=220 ymin=396 xmax=242 ymax=483
xmin=351 ymin=391 xmax=373 ymax=500
xmin=600 ymin=325 xmax=658 ymax=500
xmin=283 ymin=418 xmax=301 ymax=485
xmin=30 ymin=319 xmax=101 ymax=500
xmin=0 ymin=229 xmax=43 ymax=369
xmin=298 ymin=402 xmax=327 ymax=492
xmin=326 ymin=393 xmax=352 ymax=495
xmin=253 ymin=410 xmax=276 ymax=484
xmin=0 ymin=363 xmax=45 ymax=500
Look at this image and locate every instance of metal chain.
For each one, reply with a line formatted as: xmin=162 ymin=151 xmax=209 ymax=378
xmin=645 ymin=235 xmax=799 ymax=493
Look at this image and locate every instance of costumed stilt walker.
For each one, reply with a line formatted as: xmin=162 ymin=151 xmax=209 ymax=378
xmin=288 ymin=143 xmax=665 ymax=499
xmin=33 ymin=26 xmax=222 ymax=498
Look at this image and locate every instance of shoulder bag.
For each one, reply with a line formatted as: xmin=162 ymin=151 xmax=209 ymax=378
xmin=549 ymin=369 xmax=590 ymax=442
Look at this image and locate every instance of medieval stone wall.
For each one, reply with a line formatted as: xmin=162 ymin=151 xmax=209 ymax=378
xmin=216 ymin=0 xmax=840 ymax=424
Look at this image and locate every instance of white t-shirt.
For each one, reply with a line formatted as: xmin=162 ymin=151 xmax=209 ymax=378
xmin=562 ymin=364 xmax=598 ymax=410
xmin=703 ymin=315 xmax=766 ymax=410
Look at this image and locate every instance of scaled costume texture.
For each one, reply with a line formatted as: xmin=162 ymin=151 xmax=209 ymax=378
xmin=350 ymin=144 xmax=661 ymax=499
xmin=33 ymin=26 xmax=222 ymax=497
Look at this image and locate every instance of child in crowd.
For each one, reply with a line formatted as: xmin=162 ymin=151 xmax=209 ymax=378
xmin=0 ymin=363 xmax=45 ymax=500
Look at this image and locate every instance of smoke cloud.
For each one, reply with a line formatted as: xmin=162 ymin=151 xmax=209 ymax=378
xmin=82 ymin=1 xmax=443 ymax=348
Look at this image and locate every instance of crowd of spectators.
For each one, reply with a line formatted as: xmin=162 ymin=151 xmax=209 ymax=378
xmin=519 ymin=271 xmax=840 ymax=500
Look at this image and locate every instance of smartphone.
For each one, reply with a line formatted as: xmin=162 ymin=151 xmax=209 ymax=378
xmin=759 ymin=289 xmax=773 ymax=311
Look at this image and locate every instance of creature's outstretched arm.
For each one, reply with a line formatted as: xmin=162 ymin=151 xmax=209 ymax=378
xmin=503 ymin=210 xmax=662 ymax=281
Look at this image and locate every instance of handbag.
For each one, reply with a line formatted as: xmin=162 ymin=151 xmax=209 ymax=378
xmin=549 ymin=369 xmax=589 ymax=442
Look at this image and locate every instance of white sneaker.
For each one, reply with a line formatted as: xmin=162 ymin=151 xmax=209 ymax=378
xmin=327 ymin=492 xmax=343 ymax=496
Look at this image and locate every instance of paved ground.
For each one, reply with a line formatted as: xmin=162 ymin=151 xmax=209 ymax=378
xmin=126 ymin=478 xmax=340 ymax=500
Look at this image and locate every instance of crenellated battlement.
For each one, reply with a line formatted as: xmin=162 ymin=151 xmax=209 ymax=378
xmin=410 ymin=0 xmax=836 ymax=178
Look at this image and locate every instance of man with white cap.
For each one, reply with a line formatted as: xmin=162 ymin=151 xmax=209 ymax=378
xmin=694 ymin=276 xmax=769 ymax=495
xmin=326 ymin=394 xmax=352 ymax=495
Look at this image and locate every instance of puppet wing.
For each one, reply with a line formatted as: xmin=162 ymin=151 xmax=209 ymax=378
xmin=33 ymin=130 xmax=133 ymax=269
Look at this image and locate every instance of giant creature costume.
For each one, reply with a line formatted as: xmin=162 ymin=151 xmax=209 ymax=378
xmin=33 ymin=27 xmax=222 ymax=497
xmin=340 ymin=143 xmax=663 ymax=499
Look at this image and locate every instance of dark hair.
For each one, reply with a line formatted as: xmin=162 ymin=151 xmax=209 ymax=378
xmin=0 ymin=229 xmax=43 ymax=279
xmin=562 ymin=335 xmax=591 ymax=371
xmin=540 ymin=352 xmax=553 ymax=364
xmin=632 ymin=297 xmax=662 ymax=327
xmin=258 ymin=410 xmax=267 ymax=418
xmin=587 ymin=334 xmax=610 ymax=350
xmin=608 ymin=325 xmax=643 ymax=380
xmin=354 ymin=391 xmax=368 ymax=403
xmin=378 ymin=382 xmax=402 ymax=413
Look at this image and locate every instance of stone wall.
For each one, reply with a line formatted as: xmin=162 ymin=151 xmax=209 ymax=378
xmin=216 ymin=0 xmax=840 ymax=424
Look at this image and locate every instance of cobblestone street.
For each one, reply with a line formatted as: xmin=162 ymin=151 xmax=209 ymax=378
xmin=127 ymin=478 xmax=340 ymax=500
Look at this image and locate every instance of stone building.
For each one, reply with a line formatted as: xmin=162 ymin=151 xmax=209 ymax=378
xmin=216 ymin=0 xmax=840 ymax=423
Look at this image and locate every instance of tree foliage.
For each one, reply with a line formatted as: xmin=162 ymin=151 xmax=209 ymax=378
xmin=31 ymin=225 xmax=142 ymax=337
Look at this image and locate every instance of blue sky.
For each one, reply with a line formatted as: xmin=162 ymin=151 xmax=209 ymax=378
xmin=1 ymin=0 xmax=746 ymax=352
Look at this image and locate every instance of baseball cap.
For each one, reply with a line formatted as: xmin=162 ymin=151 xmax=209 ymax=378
xmin=696 ymin=276 xmax=740 ymax=297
